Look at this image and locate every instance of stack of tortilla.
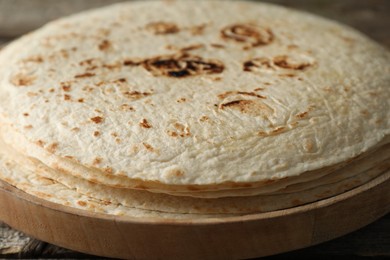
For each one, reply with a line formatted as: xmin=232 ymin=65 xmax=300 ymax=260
xmin=0 ymin=1 xmax=388 ymax=219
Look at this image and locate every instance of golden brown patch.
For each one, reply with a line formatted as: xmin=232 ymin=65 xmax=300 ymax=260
xmin=169 ymin=169 xmax=185 ymax=177
xmin=77 ymin=201 xmax=87 ymax=207
xmin=10 ymin=73 xmax=36 ymax=86
xmin=47 ymin=143 xmax=58 ymax=153
xmin=119 ymin=104 xmax=135 ymax=111
xmin=210 ymin=43 xmax=225 ymax=49
xmin=139 ymin=119 xmax=152 ymax=128
xmin=93 ymin=157 xmax=102 ymax=165
xmin=180 ymin=44 xmax=205 ymax=52
xmin=74 ymin=72 xmax=96 ymax=78
xmin=103 ymin=62 xmax=122 ymax=70
xmin=221 ymin=24 xmax=274 ymax=48
xmin=199 ymin=115 xmax=209 ymax=122
xmin=23 ymin=113 xmax=29 ymax=117
xmin=98 ymin=39 xmax=112 ymax=51
xmin=36 ymin=140 xmax=45 ymax=147
xmin=123 ymin=91 xmax=152 ymax=100
xmin=24 ymin=125 xmax=33 ymax=129
xmin=64 ymin=94 xmax=71 ymax=101
xmin=220 ymin=100 xmax=273 ymax=117
xmin=91 ymin=116 xmax=104 ymax=124
xmin=146 ymin=21 xmax=179 ymax=34
xmin=176 ymin=97 xmax=187 ymax=103
xmin=296 ymin=111 xmax=309 ymax=119
xmin=22 ymin=56 xmax=44 ymax=63
xmin=270 ymin=127 xmax=285 ymax=135
xmin=93 ymin=131 xmax=100 ymax=137
xmin=167 ymin=122 xmax=191 ymax=138
xmin=104 ymin=167 xmax=113 ymax=174
xmin=71 ymin=127 xmax=80 ymax=132
xmin=143 ymin=142 xmax=155 ymax=152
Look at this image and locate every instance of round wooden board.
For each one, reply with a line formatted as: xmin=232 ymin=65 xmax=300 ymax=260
xmin=0 ymin=171 xmax=389 ymax=259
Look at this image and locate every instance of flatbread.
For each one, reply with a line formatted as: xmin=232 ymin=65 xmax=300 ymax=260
xmin=0 ymin=1 xmax=388 ymax=196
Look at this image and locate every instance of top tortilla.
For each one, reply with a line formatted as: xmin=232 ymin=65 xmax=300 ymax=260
xmin=0 ymin=0 xmax=389 ymax=193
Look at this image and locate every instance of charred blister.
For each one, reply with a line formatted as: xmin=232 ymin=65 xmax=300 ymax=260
xmin=141 ymin=53 xmax=224 ymax=78
xmin=221 ymin=24 xmax=274 ymax=49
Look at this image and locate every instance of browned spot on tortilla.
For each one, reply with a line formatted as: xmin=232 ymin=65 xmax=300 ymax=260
xmin=270 ymin=127 xmax=285 ymax=135
xmin=210 ymin=43 xmax=225 ymax=49
xmin=140 ymin=119 xmax=152 ymax=128
xmin=47 ymin=143 xmax=58 ymax=153
xmin=258 ymin=131 xmax=267 ymax=136
xmin=243 ymin=57 xmax=273 ymax=72
xmin=221 ymin=24 xmax=274 ymax=48
xmin=64 ymin=94 xmax=71 ymax=101
xmin=254 ymin=88 xmax=264 ymax=91
xmin=167 ymin=122 xmax=191 ymax=137
xmin=169 ymin=169 xmax=185 ymax=177
xmin=119 ymin=104 xmax=135 ymax=111
xmin=180 ymin=44 xmax=205 ymax=52
xmin=273 ymin=55 xmax=312 ymax=70
xmin=141 ymin=53 xmax=224 ymax=78
xmin=123 ymin=59 xmax=142 ymax=66
xmin=36 ymin=140 xmax=45 ymax=147
xmin=296 ymin=111 xmax=309 ymax=119
xmin=199 ymin=115 xmax=209 ymax=122
xmin=74 ymin=72 xmax=96 ymax=78
xmin=71 ymin=127 xmax=80 ymax=132
xmin=62 ymin=84 xmax=71 ymax=92
xmin=123 ymin=91 xmax=152 ymax=100
xmin=77 ymin=201 xmax=87 ymax=207
xmin=24 ymin=125 xmax=33 ymax=129
xmin=93 ymin=131 xmax=100 ymax=137
xmin=146 ymin=21 xmax=179 ymax=34
xmin=98 ymin=39 xmax=111 ymax=51
xmin=218 ymin=91 xmax=266 ymax=99
xmin=22 ymin=56 xmax=44 ymax=63
xmin=104 ymin=167 xmax=113 ymax=174
xmin=93 ymin=157 xmax=102 ymax=165
xmin=10 ymin=73 xmax=36 ymax=86
xmin=143 ymin=142 xmax=155 ymax=152
xmin=176 ymin=97 xmax=187 ymax=103
xmin=103 ymin=62 xmax=122 ymax=70
xmin=220 ymin=100 xmax=273 ymax=117
xmin=114 ymin=78 xmax=127 ymax=83
xmin=77 ymin=98 xmax=84 ymax=103
xmin=79 ymin=58 xmax=97 ymax=66
xmin=23 ymin=113 xmax=29 ymax=117
xmin=91 ymin=116 xmax=104 ymax=124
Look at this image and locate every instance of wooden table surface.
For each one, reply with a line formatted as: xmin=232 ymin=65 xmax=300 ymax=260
xmin=0 ymin=0 xmax=389 ymax=259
